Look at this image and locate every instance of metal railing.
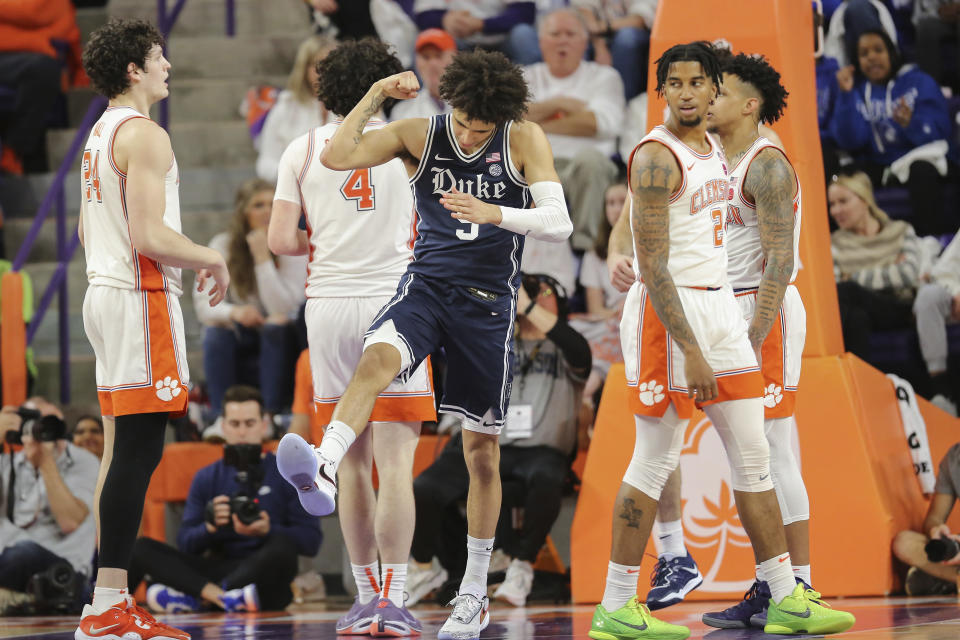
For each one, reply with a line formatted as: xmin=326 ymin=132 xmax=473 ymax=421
xmin=12 ymin=0 xmax=236 ymax=403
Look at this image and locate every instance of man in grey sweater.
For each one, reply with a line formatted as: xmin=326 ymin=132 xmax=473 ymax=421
xmin=914 ymin=231 xmax=960 ymax=415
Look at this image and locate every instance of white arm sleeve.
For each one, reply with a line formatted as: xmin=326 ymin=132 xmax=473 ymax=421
xmin=497 ymin=181 xmax=573 ymax=243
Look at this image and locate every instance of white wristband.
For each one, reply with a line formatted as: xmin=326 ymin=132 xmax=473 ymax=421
xmin=497 ymin=181 xmax=573 ymax=243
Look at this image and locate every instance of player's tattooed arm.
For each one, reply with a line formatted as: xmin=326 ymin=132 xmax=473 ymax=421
xmin=630 ymin=143 xmax=700 ymax=356
xmin=744 ymin=148 xmax=797 ymax=353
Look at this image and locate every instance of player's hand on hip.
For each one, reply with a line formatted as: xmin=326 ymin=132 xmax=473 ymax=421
xmin=378 ymin=71 xmax=419 ymax=100
xmin=441 ymin=188 xmax=503 ymax=225
xmin=606 ymin=253 xmax=635 ymax=293
xmin=684 ymin=350 xmax=718 ymax=403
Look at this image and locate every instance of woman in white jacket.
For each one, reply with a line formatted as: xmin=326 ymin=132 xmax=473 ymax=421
xmin=194 ymin=179 xmax=307 ymax=417
xmin=914 ymin=232 xmax=960 ymax=415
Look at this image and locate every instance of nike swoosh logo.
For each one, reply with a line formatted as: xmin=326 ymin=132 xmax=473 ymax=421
xmin=626 ymin=568 xmax=641 ymax=574
xmin=778 ymin=555 xmax=790 ymax=563
xmin=781 ymin=608 xmax=812 ymax=618
xmin=686 ymin=162 xmax=695 ymax=171
xmin=317 ymin=464 xmax=336 ymax=486
xmin=611 ymin=616 xmax=648 ymax=631
xmin=435 ymin=155 xmax=453 ymax=161
xmin=88 ymin=624 xmax=120 ymax=634
xmin=759 ymin=473 xmax=769 ymax=481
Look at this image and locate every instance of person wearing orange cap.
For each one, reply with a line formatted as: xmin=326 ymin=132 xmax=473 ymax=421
xmin=390 ymin=29 xmax=456 ymax=121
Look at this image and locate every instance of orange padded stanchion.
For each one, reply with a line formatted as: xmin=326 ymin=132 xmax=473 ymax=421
xmin=1 ymin=271 xmax=28 ymax=406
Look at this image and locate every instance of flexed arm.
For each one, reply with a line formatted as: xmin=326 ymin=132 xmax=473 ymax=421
xmin=631 ymin=142 xmax=716 ymax=402
xmin=743 ymin=148 xmax=796 ymax=357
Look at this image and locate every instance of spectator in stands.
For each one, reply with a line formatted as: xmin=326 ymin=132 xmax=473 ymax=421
xmin=407 ymin=274 xmax=590 ymax=607
xmin=524 ymin=9 xmax=623 ymax=251
xmin=194 ymin=179 xmax=306 ymax=421
xmin=830 ymin=29 xmax=953 ymax=237
xmin=572 ymin=180 xmax=628 ymax=411
xmin=307 ymin=0 xmax=379 ymax=41
xmin=829 ymin=171 xmax=923 ymax=362
xmin=129 ymin=385 xmax=322 ymax=612
xmin=414 ymin=0 xmax=540 ymax=65
xmin=573 ymin=0 xmax=656 ymax=100
xmin=914 ymin=231 xmax=960 ymax=415
xmin=816 ymin=8 xmax=843 ymax=180
xmin=892 ymin=441 xmax=960 ymax=595
xmin=0 ymin=0 xmax=89 ymax=175
xmin=255 ymin=34 xmax=336 ymax=183
xmin=913 ymin=0 xmax=960 ymax=92
xmin=824 ymin=0 xmax=899 ymax=67
xmin=0 ymin=400 xmax=98 ymax=614
xmin=389 ymin=29 xmax=455 ymax=121
xmin=71 ymin=415 xmax=104 ymax=460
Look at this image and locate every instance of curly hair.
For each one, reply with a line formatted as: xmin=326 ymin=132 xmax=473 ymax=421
xmin=316 ymin=38 xmax=403 ymax=117
xmin=227 ymin=178 xmax=275 ymax=301
xmin=83 ymin=18 xmax=165 ymax=99
xmin=722 ymin=53 xmax=789 ymax=124
xmin=439 ymin=49 xmax=529 ymax=124
xmin=654 ymin=41 xmax=721 ymax=97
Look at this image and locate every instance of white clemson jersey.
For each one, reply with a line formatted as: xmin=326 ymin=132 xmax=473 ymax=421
xmin=274 ymin=120 xmax=416 ymax=298
xmin=628 ymin=125 xmax=729 ymax=288
xmin=725 ymin=136 xmax=802 ymax=289
xmin=81 ymin=106 xmax=183 ymax=295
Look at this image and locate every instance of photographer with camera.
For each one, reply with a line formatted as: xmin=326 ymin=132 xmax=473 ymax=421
xmin=128 ymin=385 xmax=322 ymax=612
xmin=0 ymin=399 xmax=99 ymax=615
xmin=408 ymin=273 xmax=591 ymax=607
xmin=892 ymin=442 xmax=960 ymax=595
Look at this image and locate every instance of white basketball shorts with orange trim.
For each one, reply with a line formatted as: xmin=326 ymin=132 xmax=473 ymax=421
xmin=82 ymin=284 xmax=189 ymax=418
xmin=305 ymin=296 xmax=436 ymax=425
xmin=735 ymin=283 xmax=806 ymax=419
xmin=620 ymin=281 xmax=763 ymax=419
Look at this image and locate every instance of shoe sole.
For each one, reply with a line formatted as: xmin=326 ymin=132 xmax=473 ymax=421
xmin=277 ymin=433 xmax=335 ymax=516
xmin=588 ymin=628 xmax=690 ymax=640
xmin=370 ymin=613 xmax=422 ymax=637
xmin=701 ymin=614 xmax=750 ymax=629
xmin=336 ymin=616 xmax=375 ymax=635
xmin=648 ymin=573 xmax=704 ymax=611
xmin=437 ymin=610 xmax=489 ymax=640
xmin=749 ymin=613 xmax=766 ymax=628
xmin=764 ymin=616 xmax=856 ymax=635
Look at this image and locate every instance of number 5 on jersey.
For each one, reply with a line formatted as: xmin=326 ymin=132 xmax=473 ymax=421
xmin=340 ymin=168 xmax=375 ymax=211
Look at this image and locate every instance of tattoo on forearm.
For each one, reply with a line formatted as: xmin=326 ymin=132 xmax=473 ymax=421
xmin=618 ymin=497 xmax=644 ymax=529
xmin=352 ymin=93 xmax=387 ymax=145
xmin=631 ymin=151 xmax=700 ymax=353
xmin=745 ymin=149 xmax=796 ymax=347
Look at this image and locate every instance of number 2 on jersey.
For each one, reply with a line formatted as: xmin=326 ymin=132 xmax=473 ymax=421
xmin=711 ymin=207 xmax=724 ymax=247
xmin=340 ymin=168 xmax=375 ymax=211
xmin=82 ymin=149 xmax=102 ymax=203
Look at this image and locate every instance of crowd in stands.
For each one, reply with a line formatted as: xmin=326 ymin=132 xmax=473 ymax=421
xmin=3 ymin=0 xmax=960 ymax=613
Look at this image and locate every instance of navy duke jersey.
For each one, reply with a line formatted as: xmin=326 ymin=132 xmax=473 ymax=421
xmin=407 ymin=113 xmax=530 ymax=295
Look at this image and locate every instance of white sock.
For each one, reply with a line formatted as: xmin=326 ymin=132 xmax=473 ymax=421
xmin=381 ymin=564 xmax=407 ymax=607
xmin=760 ymin=553 xmax=796 ymax=603
xmin=655 ymin=519 xmax=686 ymax=560
xmin=755 ymin=564 xmax=764 ymax=582
xmin=317 ymin=421 xmax=356 ymax=471
xmin=351 ymin=561 xmax=380 ymax=604
xmin=601 ymin=561 xmax=640 ymax=612
xmin=459 ymin=536 xmax=494 ymax=599
xmin=91 ymin=586 xmax=128 ymax=614
xmin=793 ymin=564 xmax=811 ymax=585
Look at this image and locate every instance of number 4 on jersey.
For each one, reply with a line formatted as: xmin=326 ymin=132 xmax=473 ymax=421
xmin=340 ymin=168 xmax=375 ymax=211
xmin=82 ymin=149 xmax=102 ymax=203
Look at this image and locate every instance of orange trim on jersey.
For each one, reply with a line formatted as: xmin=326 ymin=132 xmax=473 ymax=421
xmin=738 ymin=144 xmax=799 ymax=209
xmin=628 ymin=140 xmax=686 ymax=203
xmin=97 ymin=291 xmax=187 ymax=418
xmin=106 ymin=114 xmax=150 ymax=178
xmin=655 ymin=125 xmax=715 ymax=159
xmin=118 ymin=177 xmax=167 ymax=291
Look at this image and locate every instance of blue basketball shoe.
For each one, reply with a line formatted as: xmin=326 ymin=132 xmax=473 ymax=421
xmin=646 ymin=552 xmax=703 ymax=610
xmin=702 ymin=580 xmax=770 ymax=629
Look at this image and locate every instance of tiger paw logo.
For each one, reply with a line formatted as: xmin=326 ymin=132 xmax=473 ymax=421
xmin=763 ymin=383 xmax=783 ymax=408
xmin=155 ymin=376 xmax=182 ymax=402
xmin=638 ymin=380 xmax=665 ymax=406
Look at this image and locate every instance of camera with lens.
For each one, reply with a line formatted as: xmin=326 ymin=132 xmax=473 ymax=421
xmin=924 ymin=535 xmax=960 ymax=563
xmin=24 ymin=560 xmax=82 ymax=615
xmin=4 ymin=407 xmax=67 ymax=446
xmin=223 ymin=443 xmax=264 ymax=526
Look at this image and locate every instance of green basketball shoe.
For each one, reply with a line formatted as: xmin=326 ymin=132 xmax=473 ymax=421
xmin=589 ymin=596 xmax=690 ymax=640
xmin=765 ymin=582 xmax=855 ymax=635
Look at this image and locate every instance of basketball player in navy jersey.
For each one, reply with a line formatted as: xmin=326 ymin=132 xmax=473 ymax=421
xmin=275 ymin=49 xmax=571 ymax=639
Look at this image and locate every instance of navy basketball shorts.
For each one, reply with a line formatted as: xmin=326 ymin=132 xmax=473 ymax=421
xmin=364 ymin=273 xmax=515 ymax=435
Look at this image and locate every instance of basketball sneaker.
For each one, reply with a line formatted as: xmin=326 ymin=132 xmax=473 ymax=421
xmin=146 ymin=584 xmax=200 ymax=614
xmin=493 ymin=558 xmax=534 ymax=607
xmin=749 ymin=578 xmax=811 ymax=628
xmin=437 ymin=592 xmax=490 ymax=640
xmin=406 ymin=558 xmax=448 ymax=607
xmin=646 ymin=552 xmax=703 ymax=610
xmin=764 ymin=582 xmax=855 ymax=635
xmin=219 ymin=583 xmax=259 ymax=612
xmin=702 ymin=580 xmax=770 ymax=629
xmin=589 ymin=596 xmax=690 ymax=640
xmin=371 ymin=598 xmax=423 ymax=637
xmin=336 ymin=596 xmax=379 ymax=635
xmin=277 ymin=432 xmax=337 ymax=516
xmin=76 ymin=598 xmax=191 ymax=640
